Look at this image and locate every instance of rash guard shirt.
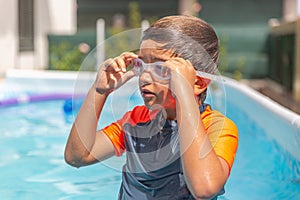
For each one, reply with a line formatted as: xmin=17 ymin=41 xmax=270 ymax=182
xmin=102 ymin=104 xmax=238 ymax=199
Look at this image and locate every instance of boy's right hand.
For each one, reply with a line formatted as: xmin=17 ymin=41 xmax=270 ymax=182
xmin=94 ymin=52 xmax=138 ymax=95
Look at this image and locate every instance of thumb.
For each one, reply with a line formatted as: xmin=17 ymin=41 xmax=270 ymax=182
xmin=115 ymin=70 xmax=136 ymax=89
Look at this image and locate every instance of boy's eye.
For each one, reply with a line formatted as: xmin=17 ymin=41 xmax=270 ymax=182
xmin=154 ymin=64 xmax=163 ymax=70
xmin=153 ymin=64 xmax=169 ymax=77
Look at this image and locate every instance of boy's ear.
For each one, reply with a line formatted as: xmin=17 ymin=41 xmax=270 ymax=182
xmin=194 ymin=76 xmax=210 ymax=95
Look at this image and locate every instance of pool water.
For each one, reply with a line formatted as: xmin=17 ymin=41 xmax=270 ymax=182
xmin=1 ymin=92 xmax=300 ymax=199
xmin=0 ymin=101 xmax=121 ymax=199
xmin=225 ymin=99 xmax=300 ymax=199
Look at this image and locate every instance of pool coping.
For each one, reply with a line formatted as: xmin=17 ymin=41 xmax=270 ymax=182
xmin=224 ymin=76 xmax=300 ymax=161
xmin=224 ymin=77 xmax=300 ymax=129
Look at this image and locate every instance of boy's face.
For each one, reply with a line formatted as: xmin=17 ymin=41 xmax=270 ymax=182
xmin=137 ymin=39 xmax=178 ymax=115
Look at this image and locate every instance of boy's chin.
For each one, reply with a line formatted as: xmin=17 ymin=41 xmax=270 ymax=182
xmin=144 ymin=100 xmax=160 ymax=109
xmin=144 ymin=101 xmax=172 ymax=111
xmin=144 ymin=101 xmax=154 ymax=109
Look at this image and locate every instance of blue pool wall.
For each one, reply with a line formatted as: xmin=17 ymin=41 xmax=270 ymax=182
xmin=223 ymin=77 xmax=300 ymax=161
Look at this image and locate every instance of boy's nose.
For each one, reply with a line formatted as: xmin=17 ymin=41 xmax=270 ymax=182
xmin=139 ymin=71 xmax=153 ymax=83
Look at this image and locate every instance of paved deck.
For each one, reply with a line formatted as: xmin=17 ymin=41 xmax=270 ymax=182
xmin=242 ymin=79 xmax=300 ymax=115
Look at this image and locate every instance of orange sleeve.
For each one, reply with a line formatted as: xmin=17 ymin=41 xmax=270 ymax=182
xmin=100 ymin=106 xmax=151 ymax=156
xmin=201 ymin=108 xmax=238 ymax=171
xmin=102 ymin=122 xmax=125 ymax=156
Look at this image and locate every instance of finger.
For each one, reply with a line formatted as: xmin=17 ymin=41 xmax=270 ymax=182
xmin=184 ymin=59 xmax=195 ymax=70
xmin=120 ymin=51 xmax=138 ymax=59
xmin=111 ymin=52 xmax=138 ymax=73
xmin=115 ymin=56 xmax=127 ymax=72
xmin=101 ymin=58 xmax=114 ymax=70
xmin=167 ymin=57 xmax=188 ymax=67
xmin=122 ymin=70 xmax=136 ymax=81
xmin=166 ymin=58 xmax=196 ymax=85
xmin=165 ymin=59 xmax=182 ymax=71
xmin=106 ymin=60 xmax=121 ymax=73
xmin=115 ymin=71 xmax=136 ymax=89
xmin=167 ymin=58 xmax=195 ymax=73
xmin=120 ymin=52 xmax=138 ymax=66
xmin=109 ymin=73 xmax=118 ymax=89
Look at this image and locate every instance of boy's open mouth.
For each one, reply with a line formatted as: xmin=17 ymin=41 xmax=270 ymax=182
xmin=141 ymin=89 xmax=156 ymax=98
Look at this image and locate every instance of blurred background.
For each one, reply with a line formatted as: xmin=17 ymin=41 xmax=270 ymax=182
xmin=0 ymin=2 xmax=300 ymax=199
xmin=0 ymin=0 xmax=299 ymax=112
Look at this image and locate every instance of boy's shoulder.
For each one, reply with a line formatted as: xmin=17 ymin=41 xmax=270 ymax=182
xmin=201 ymin=105 xmax=238 ymax=133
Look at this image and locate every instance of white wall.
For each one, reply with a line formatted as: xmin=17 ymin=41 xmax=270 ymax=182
xmin=47 ymin=0 xmax=77 ymax=34
xmin=0 ymin=0 xmax=18 ymax=73
xmin=33 ymin=0 xmax=77 ymax=69
xmin=298 ymin=0 xmax=300 ymax=16
xmin=0 ymin=0 xmax=76 ymax=73
xmin=283 ymin=0 xmax=300 ymax=21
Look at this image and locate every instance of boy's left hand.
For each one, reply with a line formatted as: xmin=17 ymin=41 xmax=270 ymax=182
xmin=165 ymin=58 xmax=196 ymax=97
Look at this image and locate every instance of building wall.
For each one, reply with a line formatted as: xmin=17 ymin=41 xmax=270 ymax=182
xmin=198 ymin=0 xmax=283 ymax=78
xmin=33 ymin=0 xmax=77 ymax=69
xmin=283 ymin=0 xmax=300 ymax=21
xmin=0 ymin=0 xmax=18 ymax=73
xmin=0 ymin=0 xmax=76 ymax=72
xmin=76 ymin=0 xmax=179 ymax=30
xmin=0 ymin=0 xmax=290 ymax=75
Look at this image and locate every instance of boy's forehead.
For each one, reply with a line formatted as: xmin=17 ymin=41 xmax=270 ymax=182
xmin=140 ymin=39 xmax=164 ymax=49
xmin=139 ymin=39 xmax=176 ymax=62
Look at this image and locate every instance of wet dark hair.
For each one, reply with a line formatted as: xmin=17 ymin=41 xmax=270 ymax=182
xmin=142 ymin=15 xmax=219 ymax=103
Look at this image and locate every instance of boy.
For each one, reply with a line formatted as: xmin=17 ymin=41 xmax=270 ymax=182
xmin=65 ymin=15 xmax=238 ymax=199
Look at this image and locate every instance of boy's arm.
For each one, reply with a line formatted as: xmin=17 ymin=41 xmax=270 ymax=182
xmin=64 ymin=85 xmax=115 ymax=168
xmin=64 ymin=52 xmax=137 ymax=168
xmin=176 ymin=91 xmax=230 ymax=199
xmin=167 ymin=58 xmax=234 ymax=199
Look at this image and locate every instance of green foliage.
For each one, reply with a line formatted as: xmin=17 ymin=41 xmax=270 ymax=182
xmin=233 ymin=56 xmax=245 ymax=80
xmin=105 ymin=1 xmax=142 ymax=58
xmin=48 ymin=1 xmax=147 ymax=71
xmin=218 ymin=35 xmax=244 ymax=80
xmin=49 ymin=42 xmax=82 ymax=71
xmin=218 ymin=36 xmax=228 ymax=75
xmin=104 ymin=31 xmax=141 ymax=59
xmin=49 ymin=41 xmax=94 ymax=71
xmin=128 ymin=1 xmax=141 ymax=28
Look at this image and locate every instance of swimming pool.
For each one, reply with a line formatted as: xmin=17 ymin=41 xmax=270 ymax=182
xmin=1 ymin=70 xmax=300 ymax=199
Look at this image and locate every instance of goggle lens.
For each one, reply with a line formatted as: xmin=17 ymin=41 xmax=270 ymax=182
xmin=132 ymin=58 xmax=171 ymax=80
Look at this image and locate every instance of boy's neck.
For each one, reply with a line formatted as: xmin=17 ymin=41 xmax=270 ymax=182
xmin=165 ymin=108 xmax=177 ymax=120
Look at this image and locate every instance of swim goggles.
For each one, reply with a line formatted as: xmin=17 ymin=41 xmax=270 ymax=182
xmin=132 ymin=58 xmax=171 ymax=81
